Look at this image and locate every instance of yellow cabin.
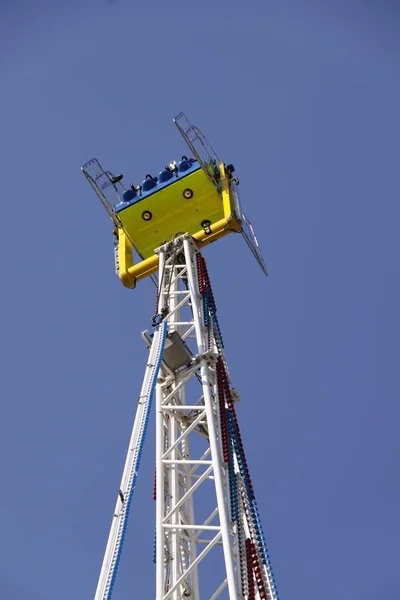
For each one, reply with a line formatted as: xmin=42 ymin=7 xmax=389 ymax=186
xmin=82 ymin=113 xmax=267 ymax=288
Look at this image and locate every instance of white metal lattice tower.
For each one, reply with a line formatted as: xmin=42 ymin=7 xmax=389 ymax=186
xmin=93 ymin=234 xmax=279 ymax=600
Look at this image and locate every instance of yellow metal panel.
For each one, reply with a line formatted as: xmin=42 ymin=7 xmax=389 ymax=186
xmin=116 ymin=163 xmax=242 ymax=288
xmin=219 ymin=162 xmax=233 ymax=218
xmin=117 ymin=214 xmax=241 ymax=288
xmin=117 ymin=169 xmax=224 ymax=259
xmin=118 ymin=228 xmax=135 ymax=288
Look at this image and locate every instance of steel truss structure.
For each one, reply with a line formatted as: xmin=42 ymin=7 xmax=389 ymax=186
xmin=94 ymin=235 xmax=279 ymax=600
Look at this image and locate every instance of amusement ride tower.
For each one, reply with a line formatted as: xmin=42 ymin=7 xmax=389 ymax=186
xmin=82 ymin=114 xmax=279 ymax=600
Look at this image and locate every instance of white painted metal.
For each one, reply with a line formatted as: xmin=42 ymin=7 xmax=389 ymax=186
xmin=94 ymin=322 xmax=166 ymax=600
xmin=154 ymin=235 xmax=238 ymax=600
xmin=93 ymin=233 xmax=279 ymax=600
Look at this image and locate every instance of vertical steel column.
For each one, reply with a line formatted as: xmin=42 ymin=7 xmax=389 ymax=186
xmin=155 ymin=235 xmax=238 ymax=600
xmin=183 ymin=237 xmax=238 ymax=600
xmin=93 ymin=235 xmax=278 ymax=600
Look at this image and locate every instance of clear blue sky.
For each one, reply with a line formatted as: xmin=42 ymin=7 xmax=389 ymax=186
xmin=1 ymin=1 xmax=399 ymax=598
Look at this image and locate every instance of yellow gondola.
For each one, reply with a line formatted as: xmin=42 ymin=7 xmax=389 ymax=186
xmin=82 ymin=113 xmax=267 ymax=288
